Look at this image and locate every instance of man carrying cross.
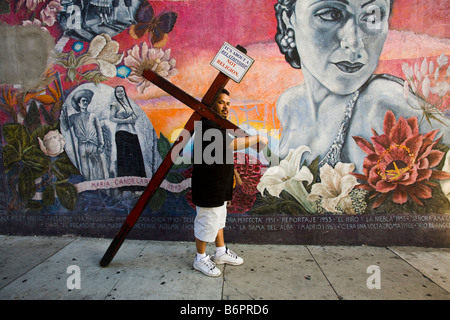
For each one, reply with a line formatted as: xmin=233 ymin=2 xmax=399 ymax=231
xmin=192 ymin=88 xmax=268 ymax=277
xmin=99 ymin=44 xmax=265 ymax=270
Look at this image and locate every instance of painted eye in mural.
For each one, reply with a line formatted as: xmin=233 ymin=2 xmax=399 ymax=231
xmin=129 ymin=2 xmax=178 ymax=48
xmin=314 ymin=8 xmax=344 ymax=22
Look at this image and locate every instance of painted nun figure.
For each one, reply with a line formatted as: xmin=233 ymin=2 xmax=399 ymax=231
xmin=110 ymin=85 xmax=146 ymax=192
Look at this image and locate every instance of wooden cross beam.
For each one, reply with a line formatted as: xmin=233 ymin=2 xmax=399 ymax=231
xmin=100 ymin=46 xmax=251 ymax=267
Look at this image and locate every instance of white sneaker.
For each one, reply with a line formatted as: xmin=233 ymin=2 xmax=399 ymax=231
xmin=193 ymin=255 xmax=222 ymax=277
xmin=212 ymin=247 xmax=244 ymax=266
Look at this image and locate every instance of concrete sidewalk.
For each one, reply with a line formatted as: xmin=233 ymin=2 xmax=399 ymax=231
xmin=0 ymin=235 xmax=449 ymax=300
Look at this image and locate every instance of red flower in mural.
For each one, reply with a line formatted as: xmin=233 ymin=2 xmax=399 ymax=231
xmin=352 ymin=110 xmax=450 ymax=208
xmin=227 ymin=152 xmax=264 ymax=214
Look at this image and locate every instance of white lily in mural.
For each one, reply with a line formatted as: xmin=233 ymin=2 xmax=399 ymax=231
xmin=307 ymin=162 xmax=358 ymax=214
xmin=84 ymin=33 xmax=123 ymax=78
xmin=257 ymin=145 xmax=315 ymax=213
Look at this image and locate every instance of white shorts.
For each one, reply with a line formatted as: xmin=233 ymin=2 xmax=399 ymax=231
xmin=194 ymin=202 xmax=227 ymax=242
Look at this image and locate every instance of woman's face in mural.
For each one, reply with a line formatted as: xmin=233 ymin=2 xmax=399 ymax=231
xmin=290 ymin=0 xmax=390 ymax=94
xmin=115 ymin=86 xmax=126 ymax=100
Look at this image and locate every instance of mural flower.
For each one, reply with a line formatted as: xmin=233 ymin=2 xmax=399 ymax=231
xmin=3 ymin=122 xmax=79 ymax=211
xmin=38 ymin=130 xmax=65 ymax=157
xmin=55 ymin=34 xmax=123 ymax=83
xmin=402 ymin=54 xmax=450 ymax=126
xmin=352 ymin=110 xmax=450 ymax=208
xmin=22 ymin=19 xmax=48 ymax=32
xmin=84 ymin=34 xmax=123 ymax=78
xmin=307 ymin=162 xmax=358 ymax=214
xmin=228 ymin=153 xmax=264 ymax=214
xmin=124 ymin=42 xmax=178 ymax=93
xmin=40 ymin=0 xmax=63 ymax=27
xmin=257 ymin=145 xmax=315 ymax=213
xmin=18 ymin=0 xmax=45 ymax=11
xmin=440 ymin=152 xmax=450 ymax=201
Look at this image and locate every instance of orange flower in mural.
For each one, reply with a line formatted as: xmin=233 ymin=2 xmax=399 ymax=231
xmin=352 ymin=110 xmax=450 ymax=208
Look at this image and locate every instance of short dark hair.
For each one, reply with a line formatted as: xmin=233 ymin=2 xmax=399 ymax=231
xmin=209 ymin=88 xmax=230 ymax=109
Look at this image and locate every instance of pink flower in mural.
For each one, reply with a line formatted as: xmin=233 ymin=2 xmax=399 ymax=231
xmin=17 ymin=0 xmax=45 ymax=11
xmin=22 ymin=19 xmax=48 ymax=32
xmin=40 ymin=0 xmax=63 ymax=27
xmin=124 ymin=42 xmax=178 ymax=93
xmin=352 ymin=110 xmax=450 ymax=208
xmin=402 ymin=54 xmax=450 ymax=125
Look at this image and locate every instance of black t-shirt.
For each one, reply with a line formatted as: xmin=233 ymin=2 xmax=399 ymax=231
xmin=191 ymin=118 xmax=234 ymax=207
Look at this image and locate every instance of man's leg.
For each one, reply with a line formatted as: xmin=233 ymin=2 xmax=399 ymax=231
xmin=192 ymin=206 xmax=222 ymax=277
xmin=215 ymin=229 xmax=225 ymax=248
xmin=195 ymin=238 xmax=206 ymax=255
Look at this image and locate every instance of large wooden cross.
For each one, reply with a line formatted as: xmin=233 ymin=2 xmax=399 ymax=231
xmin=100 ymin=45 xmax=253 ymax=267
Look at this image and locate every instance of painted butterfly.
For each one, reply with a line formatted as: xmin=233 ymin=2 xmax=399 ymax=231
xmin=129 ymin=2 xmax=178 ymax=48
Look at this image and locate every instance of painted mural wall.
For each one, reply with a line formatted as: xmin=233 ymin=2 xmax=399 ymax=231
xmin=0 ymin=0 xmax=449 ymax=246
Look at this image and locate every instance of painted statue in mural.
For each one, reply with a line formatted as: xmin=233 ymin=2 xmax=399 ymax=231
xmin=110 ymin=85 xmax=146 ymax=193
xmin=61 ymin=83 xmax=161 ymax=193
xmin=256 ymin=0 xmax=450 ymax=215
xmin=60 ymin=88 xmax=106 ymax=181
xmin=58 ymin=0 xmax=143 ymax=42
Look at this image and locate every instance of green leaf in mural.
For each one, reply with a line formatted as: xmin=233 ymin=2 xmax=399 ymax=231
xmin=43 ymin=185 xmax=56 ymax=206
xmin=157 ymin=133 xmax=171 ymax=158
xmin=26 ymin=200 xmax=44 ymax=212
xmin=55 ymin=181 xmax=77 ymax=211
xmin=149 ymin=188 xmax=166 ymax=212
xmin=18 ymin=169 xmax=36 ymax=201
xmin=51 ymin=154 xmax=80 ymax=180
xmin=166 ymin=171 xmax=185 ymax=184
xmin=24 ymin=100 xmax=41 ymax=133
xmin=3 ymin=144 xmax=21 ymax=172
xmin=22 ymin=146 xmax=50 ymax=179
xmin=39 ymin=104 xmax=54 ymax=125
xmin=30 ymin=124 xmax=52 ymax=145
xmin=2 ymin=123 xmax=32 ymax=152
xmin=172 ymin=162 xmax=192 ymax=170
xmin=303 ymin=156 xmax=320 ymax=193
